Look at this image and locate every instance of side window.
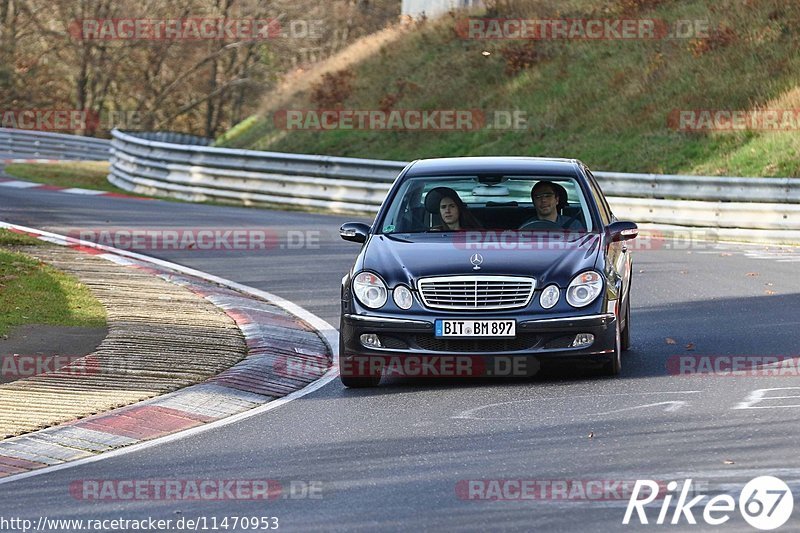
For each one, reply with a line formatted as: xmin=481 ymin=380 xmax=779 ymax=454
xmin=585 ymin=170 xmax=612 ymax=226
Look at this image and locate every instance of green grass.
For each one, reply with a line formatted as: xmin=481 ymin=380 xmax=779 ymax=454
xmin=0 ymin=230 xmax=44 ymax=247
xmin=2 ymin=161 xmax=129 ymax=193
xmin=217 ymin=0 xmax=800 ymax=177
xmin=0 ymin=231 xmax=107 ymax=336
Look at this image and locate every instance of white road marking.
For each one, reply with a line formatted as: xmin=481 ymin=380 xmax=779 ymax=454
xmin=0 ymin=180 xmax=40 ymax=188
xmin=453 ymin=391 xmax=701 ymax=420
xmin=61 ymin=188 xmax=106 ymax=195
xmin=593 ymin=401 xmax=687 ymax=416
xmin=693 ymin=245 xmax=800 ymax=269
xmin=733 ymin=387 xmax=800 ymax=410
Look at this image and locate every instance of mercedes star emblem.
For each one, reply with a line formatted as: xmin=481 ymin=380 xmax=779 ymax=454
xmin=470 ymin=253 xmax=483 ymax=270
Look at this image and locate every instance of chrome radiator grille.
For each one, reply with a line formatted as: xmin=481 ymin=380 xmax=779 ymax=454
xmin=417 ymin=276 xmax=535 ymax=310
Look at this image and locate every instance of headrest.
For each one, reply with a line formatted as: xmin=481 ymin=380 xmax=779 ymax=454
xmin=424 ymin=187 xmax=462 ymax=214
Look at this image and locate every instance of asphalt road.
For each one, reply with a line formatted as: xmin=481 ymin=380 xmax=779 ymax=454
xmin=1 ymin=183 xmax=800 ymax=532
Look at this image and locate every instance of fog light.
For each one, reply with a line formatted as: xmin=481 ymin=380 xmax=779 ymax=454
xmin=571 ymin=333 xmax=594 ymax=348
xmin=360 ymin=333 xmax=383 ymax=348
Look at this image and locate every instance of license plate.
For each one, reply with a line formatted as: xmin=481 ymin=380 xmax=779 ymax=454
xmin=435 ymin=319 xmax=516 ymax=338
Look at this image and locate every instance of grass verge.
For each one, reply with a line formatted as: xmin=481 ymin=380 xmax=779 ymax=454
xmin=218 ymin=0 xmax=800 ymax=177
xmin=0 ymin=230 xmax=107 ymax=336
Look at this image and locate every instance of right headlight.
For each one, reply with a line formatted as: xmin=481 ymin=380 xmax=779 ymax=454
xmin=353 ymin=272 xmax=388 ymax=309
xmin=566 ymin=271 xmax=603 ymax=308
xmin=393 ymin=285 xmax=413 ymax=310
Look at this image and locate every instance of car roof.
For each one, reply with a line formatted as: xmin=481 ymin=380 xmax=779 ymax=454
xmin=403 ymin=157 xmax=585 ymax=178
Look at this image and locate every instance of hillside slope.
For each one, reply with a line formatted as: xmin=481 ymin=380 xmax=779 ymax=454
xmin=217 ymin=0 xmax=800 ymax=177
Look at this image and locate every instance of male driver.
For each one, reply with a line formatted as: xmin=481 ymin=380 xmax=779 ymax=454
xmin=522 ymin=181 xmax=584 ymax=229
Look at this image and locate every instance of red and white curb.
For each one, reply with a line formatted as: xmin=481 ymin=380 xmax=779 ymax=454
xmin=0 ymin=222 xmax=340 ymax=484
xmin=0 ymin=177 xmax=149 ymax=199
xmin=0 ymin=172 xmax=149 ymax=200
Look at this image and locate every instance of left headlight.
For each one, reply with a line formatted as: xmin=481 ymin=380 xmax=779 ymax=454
xmin=539 ymin=284 xmax=560 ymax=309
xmin=566 ymin=271 xmax=603 ymax=308
xmin=353 ymin=272 xmax=388 ymax=309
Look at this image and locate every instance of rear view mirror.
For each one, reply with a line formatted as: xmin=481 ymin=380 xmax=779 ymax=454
xmin=607 ymin=221 xmax=638 ymax=242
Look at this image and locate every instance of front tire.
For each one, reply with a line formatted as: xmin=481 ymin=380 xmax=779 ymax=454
xmin=601 ymin=310 xmax=622 ymax=376
xmin=621 ymin=295 xmax=631 ymax=352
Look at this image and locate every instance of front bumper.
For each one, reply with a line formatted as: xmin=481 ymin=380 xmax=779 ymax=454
xmin=340 ymin=311 xmax=617 ymax=361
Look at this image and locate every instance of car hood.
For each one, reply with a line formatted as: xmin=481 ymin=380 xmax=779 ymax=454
xmin=363 ymin=232 xmax=602 ymax=287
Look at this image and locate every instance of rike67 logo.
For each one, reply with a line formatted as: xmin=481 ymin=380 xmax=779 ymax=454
xmin=624 ymin=476 xmax=794 ymax=530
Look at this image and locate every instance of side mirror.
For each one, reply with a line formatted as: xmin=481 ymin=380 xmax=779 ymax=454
xmin=607 ymin=221 xmax=638 ymax=242
xmin=340 ymin=222 xmax=371 ymax=243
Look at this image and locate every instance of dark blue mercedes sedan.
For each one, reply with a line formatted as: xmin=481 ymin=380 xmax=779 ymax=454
xmin=338 ymin=157 xmax=638 ymax=387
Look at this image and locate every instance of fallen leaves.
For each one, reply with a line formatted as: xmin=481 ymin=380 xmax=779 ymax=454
xmin=666 ymin=338 xmax=695 ymax=350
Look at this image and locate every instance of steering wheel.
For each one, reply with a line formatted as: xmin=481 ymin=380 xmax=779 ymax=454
xmin=518 ymin=219 xmax=562 ymax=230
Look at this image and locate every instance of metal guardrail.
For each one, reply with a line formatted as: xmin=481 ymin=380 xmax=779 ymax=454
xmin=108 ymin=129 xmax=800 ymax=243
xmin=0 ymin=128 xmax=110 ymax=161
xmin=109 ymin=129 xmax=403 ymax=212
xmin=594 ymin=172 xmax=800 ymax=204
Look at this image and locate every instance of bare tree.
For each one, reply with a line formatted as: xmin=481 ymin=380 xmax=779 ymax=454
xmin=3 ymin=0 xmax=397 ymax=136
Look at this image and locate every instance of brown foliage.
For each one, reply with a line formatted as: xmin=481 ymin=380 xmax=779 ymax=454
xmin=689 ymin=25 xmax=738 ymax=57
xmin=615 ymin=0 xmax=669 ymax=14
xmin=378 ymin=79 xmax=420 ymax=112
xmin=310 ymin=69 xmax=356 ymax=108
xmin=500 ymin=42 xmax=546 ymax=76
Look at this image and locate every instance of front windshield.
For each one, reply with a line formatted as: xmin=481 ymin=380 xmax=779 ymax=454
xmin=378 ymin=175 xmax=593 ymax=234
